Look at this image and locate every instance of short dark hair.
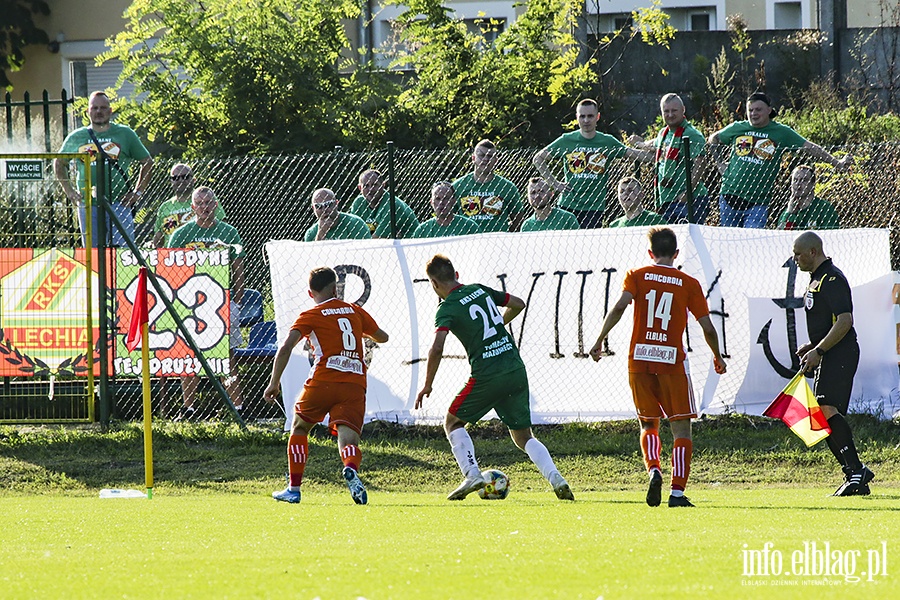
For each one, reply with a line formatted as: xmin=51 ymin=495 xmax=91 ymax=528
xmin=426 ymin=254 xmax=455 ymax=283
xmin=474 ymin=139 xmax=495 ymax=151
xmin=577 ymin=98 xmax=598 ymax=111
xmin=648 ymin=227 xmax=677 ymax=258
xmin=309 ymin=267 xmax=337 ymax=292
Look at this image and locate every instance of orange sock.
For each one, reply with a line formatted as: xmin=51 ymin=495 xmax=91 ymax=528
xmin=671 ymin=438 xmax=693 ymax=491
xmin=640 ymin=425 xmax=661 ymax=473
xmin=287 ymin=434 xmax=307 ymax=488
xmin=340 ymin=444 xmax=361 ymax=472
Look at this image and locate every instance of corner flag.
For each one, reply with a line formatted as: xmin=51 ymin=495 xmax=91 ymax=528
xmin=763 ymin=371 xmax=831 ymax=447
xmin=126 ymin=267 xmax=149 ymax=352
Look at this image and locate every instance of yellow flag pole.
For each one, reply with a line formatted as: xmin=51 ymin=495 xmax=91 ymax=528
xmin=141 ymin=320 xmax=153 ymax=499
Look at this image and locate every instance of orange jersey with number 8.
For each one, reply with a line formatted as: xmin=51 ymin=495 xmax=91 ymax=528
xmin=623 ymin=264 xmax=709 ymax=374
xmin=291 ymin=298 xmax=380 ymax=387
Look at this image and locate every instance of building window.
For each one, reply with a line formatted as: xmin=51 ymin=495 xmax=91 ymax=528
xmin=614 ymin=16 xmax=634 ymax=31
xmin=773 ymin=2 xmax=802 ymax=29
xmin=690 ymin=13 xmax=711 ymax=31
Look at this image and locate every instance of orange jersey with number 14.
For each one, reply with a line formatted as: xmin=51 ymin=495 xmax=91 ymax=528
xmin=623 ymin=264 xmax=709 ymax=374
xmin=291 ymin=298 xmax=380 ymax=387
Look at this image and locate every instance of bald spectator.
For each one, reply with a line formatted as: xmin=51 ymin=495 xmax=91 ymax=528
xmin=153 ymin=163 xmax=227 ymax=247
xmin=413 ymin=182 xmax=481 ymax=238
xmin=520 ymin=177 xmax=580 ymax=232
xmin=305 ymin=188 xmax=371 ymax=241
xmin=349 ymin=169 xmax=418 ymax=238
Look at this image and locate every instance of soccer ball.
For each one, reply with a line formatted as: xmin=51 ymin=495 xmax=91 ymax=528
xmin=477 ymin=469 xmax=510 ymax=500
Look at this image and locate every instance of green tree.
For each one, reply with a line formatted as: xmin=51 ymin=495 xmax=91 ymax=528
xmin=100 ymin=0 xmax=362 ymax=156
xmin=389 ymin=0 xmax=597 ymax=147
xmin=0 ymin=0 xmax=49 ymax=90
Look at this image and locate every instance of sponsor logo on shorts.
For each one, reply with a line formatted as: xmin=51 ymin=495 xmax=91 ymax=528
xmin=634 ymin=343 xmax=677 ymax=364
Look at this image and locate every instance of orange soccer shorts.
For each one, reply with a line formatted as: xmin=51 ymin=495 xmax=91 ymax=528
xmin=628 ymin=372 xmax=697 ymax=421
xmin=294 ymin=380 xmax=366 ymax=434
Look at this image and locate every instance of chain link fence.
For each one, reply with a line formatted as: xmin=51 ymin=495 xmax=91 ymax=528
xmin=1 ymin=142 xmax=899 ymax=424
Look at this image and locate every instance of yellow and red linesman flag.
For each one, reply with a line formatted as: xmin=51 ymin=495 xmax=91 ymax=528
xmin=763 ymin=371 xmax=831 ymax=447
xmin=126 ymin=267 xmax=149 ymax=352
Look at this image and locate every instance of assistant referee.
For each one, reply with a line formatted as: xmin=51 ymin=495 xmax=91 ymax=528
xmin=792 ymin=231 xmax=874 ymax=496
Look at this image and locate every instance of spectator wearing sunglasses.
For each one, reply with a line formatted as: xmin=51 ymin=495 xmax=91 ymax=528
xmin=304 ymin=188 xmax=371 ymax=242
xmin=153 ymin=163 xmax=227 ymax=247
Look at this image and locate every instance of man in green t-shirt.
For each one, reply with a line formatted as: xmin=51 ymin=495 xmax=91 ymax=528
xmin=777 ymin=165 xmax=841 ymax=230
xmin=349 ymin=169 xmax=419 ymax=238
xmin=304 ymin=188 xmax=372 ymax=242
xmin=521 ymin=177 xmax=580 ymax=232
xmin=533 ymin=98 xmax=652 ymax=229
xmin=53 ymin=91 xmax=154 ymax=247
xmin=168 ymin=186 xmax=244 ymax=418
xmin=415 ymin=254 xmax=574 ymax=502
xmin=413 ymin=182 xmax=481 ymax=238
xmin=627 ymin=94 xmax=710 ymax=225
xmin=608 ymin=177 xmax=667 ymax=228
xmin=452 ymin=139 xmax=525 ymax=232
xmin=708 ymin=92 xmax=851 ymax=228
xmin=153 ymin=163 xmax=227 ymax=247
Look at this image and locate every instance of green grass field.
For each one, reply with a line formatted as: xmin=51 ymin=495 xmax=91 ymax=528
xmin=1 ymin=417 xmax=898 ymax=599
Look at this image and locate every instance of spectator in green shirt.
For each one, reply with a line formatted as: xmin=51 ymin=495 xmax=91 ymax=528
xmin=349 ymin=169 xmax=419 ymax=238
xmin=708 ymin=92 xmax=850 ymax=228
xmin=153 ymin=163 xmax=227 ymax=247
xmin=608 ymin=177 xmax=666 ymax=228
xmin=304 ymin=188 xmax=372 ymax=242
xmin=413 ymin=182 xmax=481 ymax=238
xmin=533 ymin=98 xmax=652 ymax=229
xmin=520 ymin=177 xmax=580 ymax=232
xmin=453 ymin=139 xmax=525 ymax=232
xmin=777 ymin=165 xmax=841 ymax=230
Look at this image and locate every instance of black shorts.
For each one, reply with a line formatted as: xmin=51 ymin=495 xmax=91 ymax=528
xmin=813 ymin=341 xmax=860 ymax=415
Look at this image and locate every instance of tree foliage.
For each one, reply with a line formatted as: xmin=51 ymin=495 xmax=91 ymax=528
xmin=100 ymin=0 xmax=362 ymax=156
xmin=389 ymin=0 xmax=596 ymax=147
xmin=0 ymin=0 xmax=50 ymax=90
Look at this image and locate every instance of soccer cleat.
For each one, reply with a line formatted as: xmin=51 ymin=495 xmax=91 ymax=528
xmin=646 ymin=469 xmax=663 ymax=507
xmin=272 ymin=487 xmax=300 ymax=504
xmin=447 ymin=475 xmax=486 ymax=500
xmin=833 ymin=465 xmax=875 ymax=497
xmin=549 ymin=472 xmax=575 ymax=501
xmin=668 ymin=494 xmax=695 ymax=508
xmin=342 ymin=466 xmax=368 ymax=505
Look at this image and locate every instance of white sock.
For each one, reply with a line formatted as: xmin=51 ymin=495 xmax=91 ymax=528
xmin=671 ymin=489 xmax=684 ymax=497
xmin=448 ymin=428 xmax=481 ymax=479
xmin=524 ymin=438 xmax=559 ymax=482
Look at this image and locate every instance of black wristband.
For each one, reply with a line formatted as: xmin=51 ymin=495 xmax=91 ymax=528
xmin=815 ymin=347 xmax=825 ymax=356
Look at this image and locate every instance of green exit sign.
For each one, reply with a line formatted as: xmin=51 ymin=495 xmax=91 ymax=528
xmin=4 ymin=160 xmax=44 ymax=180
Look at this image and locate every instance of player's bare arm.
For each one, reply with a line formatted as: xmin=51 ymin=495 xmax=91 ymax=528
xmin=415 ymin=330 xmax=448 ymax=409
xmin=798 ymin=312 xmax=852 ymax=372
xmin=263 ymin=329 xmax=302 ymax=403
xmin=502 ymin=294 xmax=526 ymax=324
xmin=697 ymin=315 xmax=727 ymax=374
xmin=366 ymin=328 xmax=390 ymax=344
xmin=589 ymin=292 xmax=633 ymax=361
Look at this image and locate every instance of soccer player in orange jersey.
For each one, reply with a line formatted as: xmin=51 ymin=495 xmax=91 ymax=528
xmin=589 ymin=227 xmax=726 ymax=507
xmin=264 ymin=267 xmax=389 ymax=505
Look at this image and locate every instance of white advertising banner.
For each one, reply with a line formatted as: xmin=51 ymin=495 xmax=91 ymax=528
xmin=266 ymin=226 xmax=900 ymax=428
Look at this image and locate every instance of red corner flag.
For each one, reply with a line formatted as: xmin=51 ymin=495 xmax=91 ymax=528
xmin=126 ymin=267 xmax=149 ymax=352
xmin=763 ymin=371 xmax=831 ymax=447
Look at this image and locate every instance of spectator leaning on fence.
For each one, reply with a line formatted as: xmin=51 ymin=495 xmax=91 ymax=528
xmin=608 ymin=177 xmax=667 ymax=228
xmin=153 ymin=163 xmax=227 ymax=247
xmin=168 ymin=186 xmax=245 ymax=418
xmin=777 ymin=165 xmax=841 ymax=231
xmin=708 ymin=92 xmax=851 ymax=229
xmin=533 ymin=98 xmax=653 ymax=230
xmin=520 ymin=177 xmax=580 ymax=232
xmin=627 ymin=93 xmax=710 ymax=225
xmin=413 ymin=181 xmax=481 ymax=238
xmin=349 ymin=169 xmax=419 ymax=238
xmin=304 ymin=188 xmax=371 ymax=242
xmin=53 ymin=90 xmax=153 ymax=247
xmin=452 ymin=139 xmax=525 ymax=233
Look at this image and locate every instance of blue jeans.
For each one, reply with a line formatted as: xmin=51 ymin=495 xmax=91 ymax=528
xmin=661 ymin=195 xmax=710 ymax=225
xmin=78 ymin=202 xmax=135 ymax=247
xmin=718 ymin=195 xmax=768 ymax=228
